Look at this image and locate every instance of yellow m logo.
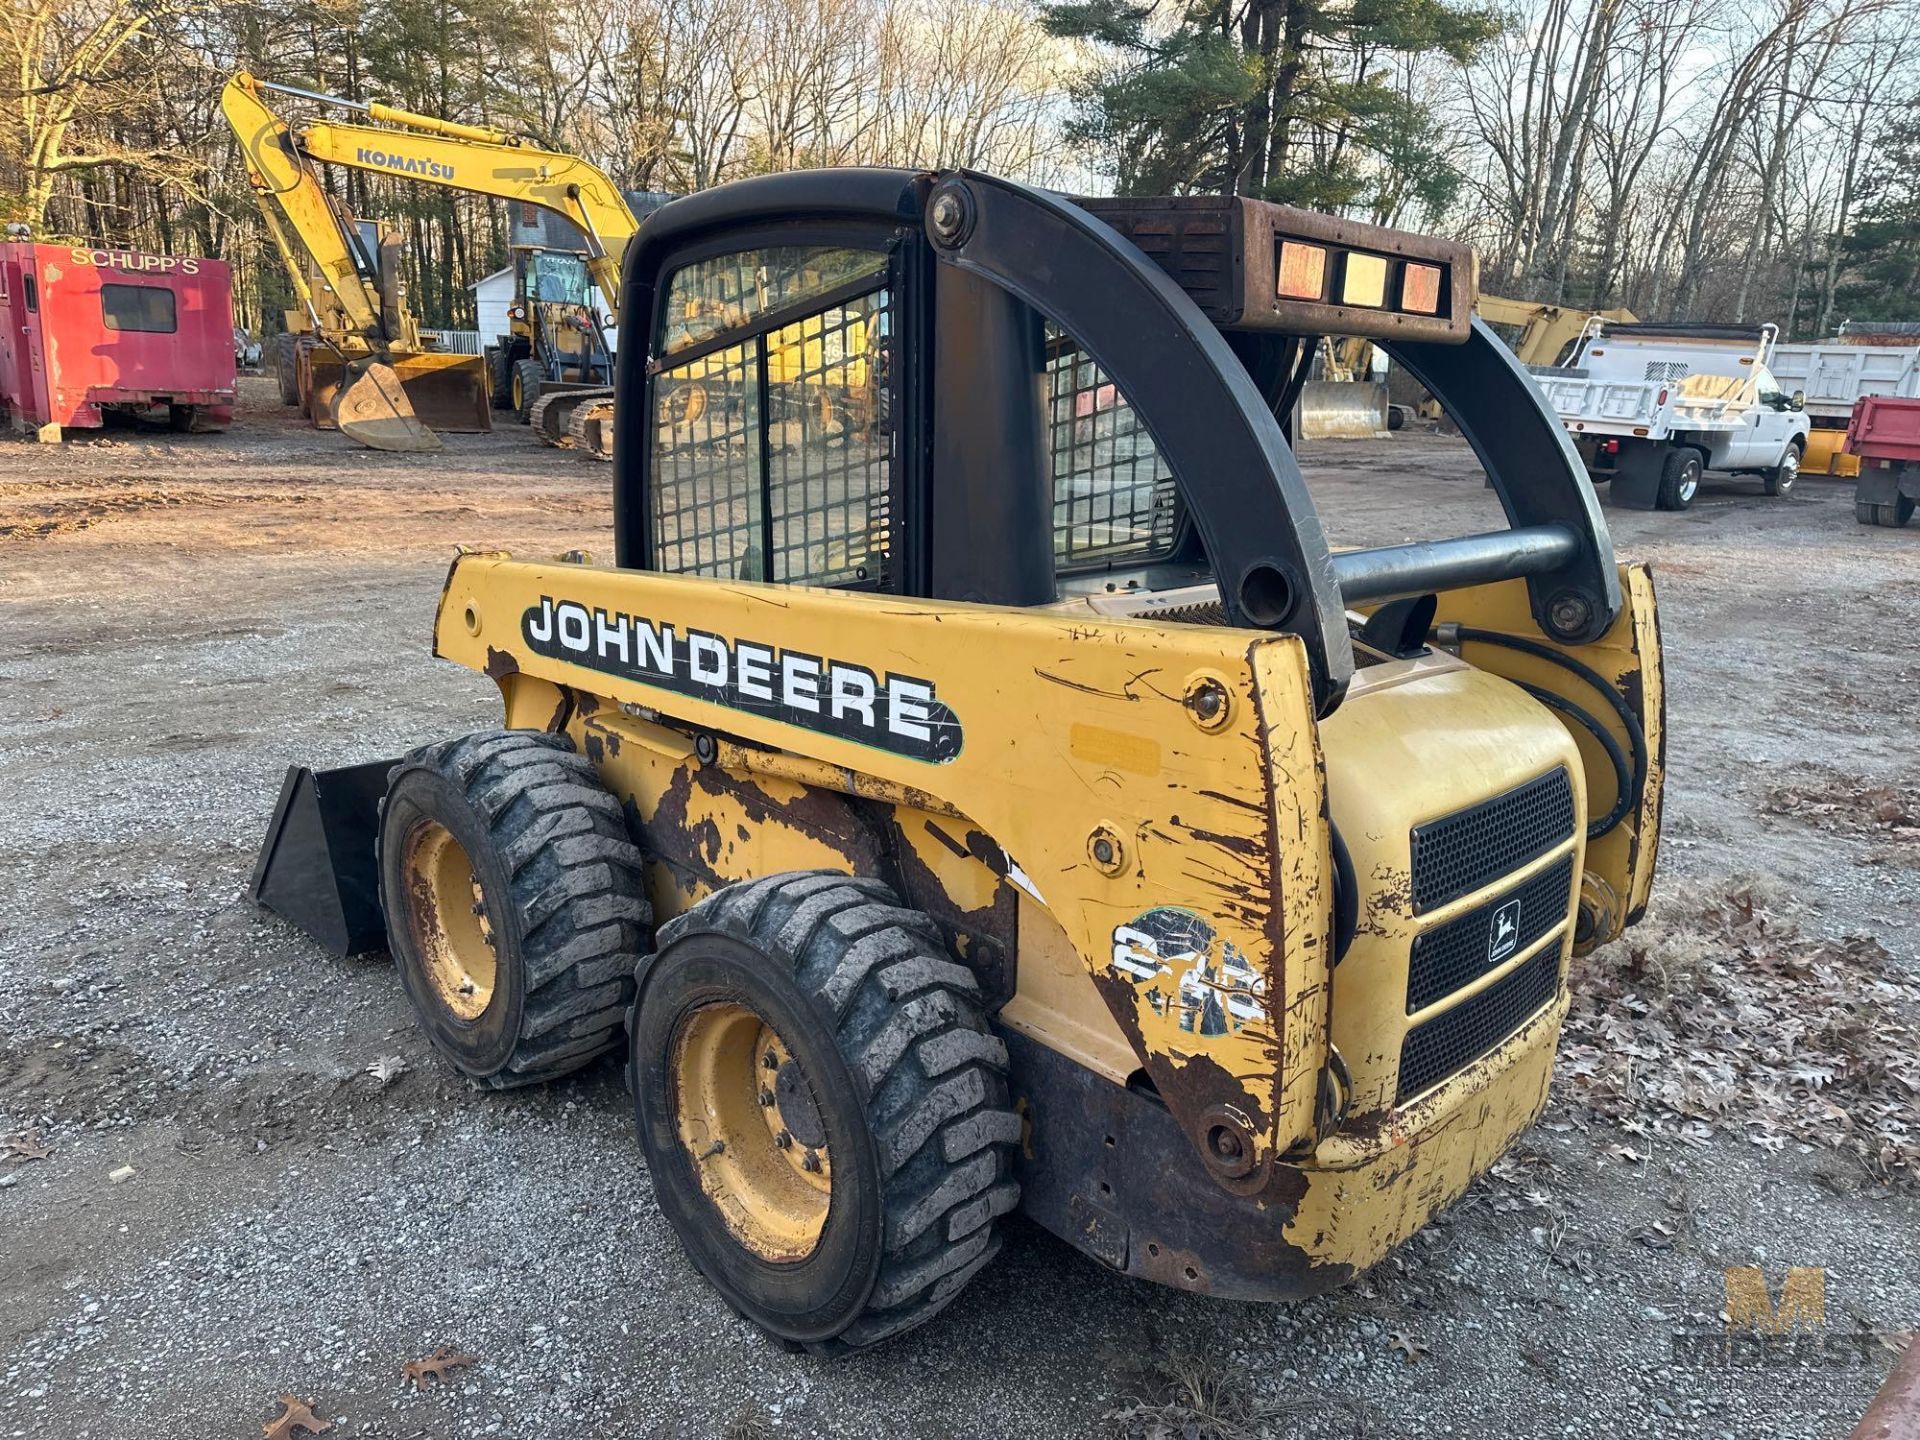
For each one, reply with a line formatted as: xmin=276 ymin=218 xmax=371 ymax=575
xmin=1724 ymin=1266 xmax=1826 ymax=1335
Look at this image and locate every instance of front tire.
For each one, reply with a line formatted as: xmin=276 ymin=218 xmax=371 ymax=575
xmin=1658 ymin=447 xmax=1701 ymax=511
xmin=630 ymin=871 xmax=1020 ymax=1353
xmin=378 ymin=730 xmax=649 ymax=1087
xmin=511 ymin=358 xmax=545 ymax=425
xmin=1764 ymin=442 xmax=1801 ymax=497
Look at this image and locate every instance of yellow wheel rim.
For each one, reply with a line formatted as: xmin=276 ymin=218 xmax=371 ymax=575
xmin=671 ymin=1003 xmax=832 ymax=1261
xmin=400 ymin=822 xmax=498 ymax=1022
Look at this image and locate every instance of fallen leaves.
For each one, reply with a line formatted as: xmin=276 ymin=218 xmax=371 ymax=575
xmin=1764 ymin=779 xmax=1919 ymax=848
xmin=261 ymin=1394 xmax=332 ymax=1440
xmin=1388 ymin=1330 xmax=1429 ymax=1362
xmin=402 ymin=1345 xmax=476 ymax=1391
xmin=2 ymin=1129 xmax=52 ymax=1162
xmin=365 ymin=1055 xmax=408 ymax=1088
xmin=1561 ymin=880 xmax=1919 ymax=1190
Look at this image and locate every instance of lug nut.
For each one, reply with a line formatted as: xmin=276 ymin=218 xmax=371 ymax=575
xmin=801 ymin=1150 xmax=822 ymax=1173
xmin=774 ymin=1130 xmax=793 ymax=1150
xmin=758 ymin=1088 xmax=775 ymax=1108
xmin=762 ymin=1051 xmax=779 ymax=1070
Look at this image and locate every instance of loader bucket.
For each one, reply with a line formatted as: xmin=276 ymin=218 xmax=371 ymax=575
xmin=386 ymin=351 xmax=494 ymax=434
xmin=1297 ymin=380 xmax=1392 ymax=441
xmin=331 ymin=358 xmax=445 ymax=453
xmin=249 ymin=760 xmax=396 ymax=956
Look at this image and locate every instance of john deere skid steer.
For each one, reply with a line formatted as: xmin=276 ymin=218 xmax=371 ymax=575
xmin=253 ymin=169 xmax=1664 ymax=1353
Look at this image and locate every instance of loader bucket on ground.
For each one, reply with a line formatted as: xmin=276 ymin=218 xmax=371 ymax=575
xmin=331 ymin=358 xmax=445 ymax=452
xmin=250 ymin=760 xmax=397 ymax=956
xmin=1297 ymin=380 xmax=1392 ymax=441
xmin=387 ymin=351 xmax=494 ymax=434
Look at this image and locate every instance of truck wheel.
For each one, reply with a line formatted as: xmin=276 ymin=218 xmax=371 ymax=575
xmin=511 ymin=359 xmax=544 ymax=425
xmin=630 ymin=871 xmax=1020 ymax=1354
xmin=167 ymin=404 xmax=199 ymax=433
xmin=487 ymin=347 xmax=516 ymax=409
xmin=1764 ymin=443 xmax=1801 ymax=497
xmin=1657 ymin=449 xmax=1701 ymax=511
xmin=1857 ymin=497 xmax=1916 ymax=528
xmin=378 ymin=730 xmax=649 ymax=1088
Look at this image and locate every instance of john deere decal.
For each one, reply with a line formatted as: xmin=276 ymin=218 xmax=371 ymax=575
xmin=520 ymin=596 xmax=962 ymax=762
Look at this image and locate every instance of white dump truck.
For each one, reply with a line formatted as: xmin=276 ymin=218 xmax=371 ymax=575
xmin=1536 ymin=322 xmax=1809 ymax=510
xmin=1767 ymin=337 xmax=1920 ymax=477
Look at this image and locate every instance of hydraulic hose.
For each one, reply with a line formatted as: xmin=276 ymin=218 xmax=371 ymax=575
xmin=1440 ymin=625 xmax=1648 ymax=841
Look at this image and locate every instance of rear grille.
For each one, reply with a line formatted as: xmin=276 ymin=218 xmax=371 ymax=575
xmin=1407 ymin=856 xmax=1575 ymax=1012
xmin=1410 ymin=768 xmax=1575 ymax=913
xmin=1396 ymin=944 xmax=1562 ymax=1103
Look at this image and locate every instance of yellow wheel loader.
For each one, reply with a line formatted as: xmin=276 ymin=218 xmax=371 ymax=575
xmin=252 ymin=170 xmax=1665 ymax=1352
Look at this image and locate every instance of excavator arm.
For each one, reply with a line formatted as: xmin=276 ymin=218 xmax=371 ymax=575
xmin=220 ymin=74 xmax=493 ymax=450
xmin=233 ymin=74 xmax=639 ymax=320
xmin=1478 ymin=293 xmax=1640 ymax=368
xmin=221 ymin=75 xmax=388 ymax=342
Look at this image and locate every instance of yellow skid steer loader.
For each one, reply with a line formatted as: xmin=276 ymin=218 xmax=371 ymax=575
xmin=252 ymin=170 xmax=1665 ymax=1353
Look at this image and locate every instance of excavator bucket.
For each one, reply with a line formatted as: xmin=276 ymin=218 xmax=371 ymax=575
xmin=330 ymin=357 xmax=444 ymax=452
xmin=1296 ymin=379 xmax=1393 ymax=440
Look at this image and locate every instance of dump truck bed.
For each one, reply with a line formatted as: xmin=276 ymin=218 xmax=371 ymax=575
xmin=1845 ymin=394 xmax=1920 ymax=463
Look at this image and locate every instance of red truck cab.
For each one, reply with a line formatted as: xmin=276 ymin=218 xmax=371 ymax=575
xmin=0 ymin=242 xmax=237 ymax=441
xmin=1844 ymin=395 xmax=1920 ymax=529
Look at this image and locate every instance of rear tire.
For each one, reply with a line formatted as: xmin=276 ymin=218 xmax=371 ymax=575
xmin=511 ymin=358 xmax=544 ymax=425
xmin=488 ymin=347 xmax=515 ymax=409
xmin=378 ymin=730 xmax=649 ymax=1087
xmin=273 ymin=334 xmax=301 ymax=407
xmin=1857 ymin=496 xmax=1916 ymax=528
xmin=1763 ymin=442 xmax=1801 ymax=497
xmin=1657 ymin=448 xmax=1701 ymax=511
xmin=630 ymin=871 xmax=1020 ymax=1354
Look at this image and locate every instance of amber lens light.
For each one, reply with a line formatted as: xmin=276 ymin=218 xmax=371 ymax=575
xmin=1276 ymin=241 xmax=1327 ymax=300
xmin=1402 ymin=262 xmax=1442 ymax=314
xmin=1341 ymin=253 xmax=1388 ymax=308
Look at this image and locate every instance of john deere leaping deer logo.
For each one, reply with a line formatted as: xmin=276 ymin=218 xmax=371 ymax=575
xmin=1489 ymin=897 xmax=1522 ymax=963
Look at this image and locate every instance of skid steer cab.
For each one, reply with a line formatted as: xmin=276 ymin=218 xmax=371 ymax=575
xmin=253 ymin=169 xmax=1665 ymax=1353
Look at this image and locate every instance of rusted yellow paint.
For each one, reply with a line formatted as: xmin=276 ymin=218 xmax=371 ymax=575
xmin=1430 ymin=563 xmax=1664 ymax=944
xmin=436 ymin=553 xmax=1334 ymax=1171
xmin=1318 ymin=658 xmax=1583 ymax=1119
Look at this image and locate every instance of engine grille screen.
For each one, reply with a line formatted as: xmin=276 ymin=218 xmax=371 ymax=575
xmin=1406 ymin=855 xmax=1575 ymax=1013
xmin=1410 ymin=768 xmax=1575 ymax=914
xmin=1396 ymin=944 xmax=1562 ymax=1104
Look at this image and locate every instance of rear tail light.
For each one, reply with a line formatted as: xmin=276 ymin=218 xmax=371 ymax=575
xmin=1656 ymin=387 xmax=1668 ymax=406
xmin=1401 ymin=263 xmax=1442 ymax=315
xmin=1603 ymin=439 xmax=1620 ymax=454
xmin=1276 ymin=242 xmax=1327 ymax=300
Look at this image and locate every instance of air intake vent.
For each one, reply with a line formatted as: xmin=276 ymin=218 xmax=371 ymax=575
xmin=1407 ymin=856 xmax=1575 ymax=1012
xmin=1410 ymin=768 xmax=1574 ymax=914
xmin=1396 ymin=944 xmax=1562 ymax=1103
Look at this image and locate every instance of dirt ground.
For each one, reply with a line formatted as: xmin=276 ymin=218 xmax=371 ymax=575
xmin=1 ymin=379 xmax=1915 ymax=1440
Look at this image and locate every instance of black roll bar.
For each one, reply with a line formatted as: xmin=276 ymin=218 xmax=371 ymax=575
xmin=614 ymin=168 xmax=1623 ymax=718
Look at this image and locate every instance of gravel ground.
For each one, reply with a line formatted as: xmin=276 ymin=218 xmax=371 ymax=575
xmin=1 ymin=381 xmax=1915 ymax=1439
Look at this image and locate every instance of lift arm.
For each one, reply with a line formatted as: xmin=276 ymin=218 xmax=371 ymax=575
xmin=234 ymin=74 xmax=640 ymax=319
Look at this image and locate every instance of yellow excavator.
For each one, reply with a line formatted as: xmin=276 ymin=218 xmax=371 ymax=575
xmin=1478 ymin=294 xmax=1640 ymax=368
xmin=225 ymin=73 xmax=643 ymax=456
xmin=221 ymin=77 xmax=492 ymax=451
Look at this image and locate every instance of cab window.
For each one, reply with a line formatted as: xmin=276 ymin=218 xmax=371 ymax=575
xmin=649 ymin=246 xmax=894 ymax=589
xmin=1045 ymin=324 xmax=1178 ymax=571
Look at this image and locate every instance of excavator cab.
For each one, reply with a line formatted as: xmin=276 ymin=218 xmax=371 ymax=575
xmin=256 ymin=169 xmax=1664 ymax=1351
